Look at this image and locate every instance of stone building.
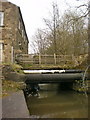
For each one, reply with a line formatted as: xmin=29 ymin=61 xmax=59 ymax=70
xmin=0 ymin=0 xmax=29 ymax=63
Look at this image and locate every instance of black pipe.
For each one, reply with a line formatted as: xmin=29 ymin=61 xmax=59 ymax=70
xmin=25 ymin=73 xmax=83 ymax=84
xmin=64 ymin=70 xmax=84 ymax=73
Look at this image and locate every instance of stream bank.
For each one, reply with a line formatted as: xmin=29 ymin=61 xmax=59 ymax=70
xmin=1 ymin=64 xmax=30 ymax=118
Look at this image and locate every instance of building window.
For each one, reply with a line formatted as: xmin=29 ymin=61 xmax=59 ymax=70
xmin=0 ymin=12 xmax=4 ymax=26
xmin=0 ymin=43 xmax=3 ymax=63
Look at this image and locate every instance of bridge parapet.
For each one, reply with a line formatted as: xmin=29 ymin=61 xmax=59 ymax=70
xmin=15 ymin=54 xmax=88 ymax=69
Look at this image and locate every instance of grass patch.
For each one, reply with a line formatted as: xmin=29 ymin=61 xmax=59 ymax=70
xmin=2 ymin=63 xmax=24 ymax=74
xmin=2 ymin=80 xmax=26 ymax=97
xmin=11 ymin=64 xmax=23 ymax=73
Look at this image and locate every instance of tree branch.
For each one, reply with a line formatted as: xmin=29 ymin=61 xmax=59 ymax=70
xmin=77 ymin=4 xmax=88 ymax=9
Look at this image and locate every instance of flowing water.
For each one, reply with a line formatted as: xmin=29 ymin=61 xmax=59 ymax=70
xmin=26 ymin=84 xmax=88 ymax=119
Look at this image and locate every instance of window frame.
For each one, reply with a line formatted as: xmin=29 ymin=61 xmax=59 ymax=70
xmin=0 ymin=42 xmax=3 ymax=63
xmin=0 ymin=12 xmax=4 ymax=26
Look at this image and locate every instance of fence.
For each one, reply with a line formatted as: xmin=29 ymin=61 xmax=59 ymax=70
xmin=16 ymin=54 xmax=76 ymax=65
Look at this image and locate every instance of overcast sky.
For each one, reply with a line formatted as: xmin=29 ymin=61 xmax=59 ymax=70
xmin=8 ymin=0 xmax=87 ymax=53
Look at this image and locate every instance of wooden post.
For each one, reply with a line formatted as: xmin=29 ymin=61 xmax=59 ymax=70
xmin=45 ymin=54 xmax=46 ymax=65
xmin=39 ymin=53 xmax=41 ymax=65
xmin=72 ymin=54 xmax=74 ymax=63
xmin=11 ymin=46 xmax=14 ymax=63
xmin=54 ymin=53 xmax=56 ymax=65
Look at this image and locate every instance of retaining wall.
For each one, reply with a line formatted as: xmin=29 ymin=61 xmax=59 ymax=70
xmin=2 ymin=90 xmax=30 ymax=118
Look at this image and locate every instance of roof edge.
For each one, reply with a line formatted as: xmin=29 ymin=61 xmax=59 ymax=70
xmin=0 ymin=0 xmax=8 ymax=2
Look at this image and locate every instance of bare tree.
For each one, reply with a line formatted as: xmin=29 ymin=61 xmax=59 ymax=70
xmin=75 ymin=0 xmax=90 ymax=64
xmin=31 ymin=29 xmax=50 ymax=54
xmin=31 ymin=1 xmax=88 ymax=58
xmin=44 ymin=2 xmax=60 ymax=55
xmin=88 ymin=1 xmax=90 ymax=65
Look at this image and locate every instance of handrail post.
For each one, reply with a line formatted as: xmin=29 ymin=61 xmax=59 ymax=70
xmin=39 ymin=53 xmax=41 ymax=65
xmin=11 ymin=46 xmax=14 ymax=63
xmin=54 ymin=53 xmax=56 ymax=65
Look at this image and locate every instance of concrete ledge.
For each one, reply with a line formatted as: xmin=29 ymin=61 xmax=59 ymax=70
xmin=4 ymin=72 xmax=26 ymax=82
xmin=2 ymin=90 xmax=30 ymax=118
